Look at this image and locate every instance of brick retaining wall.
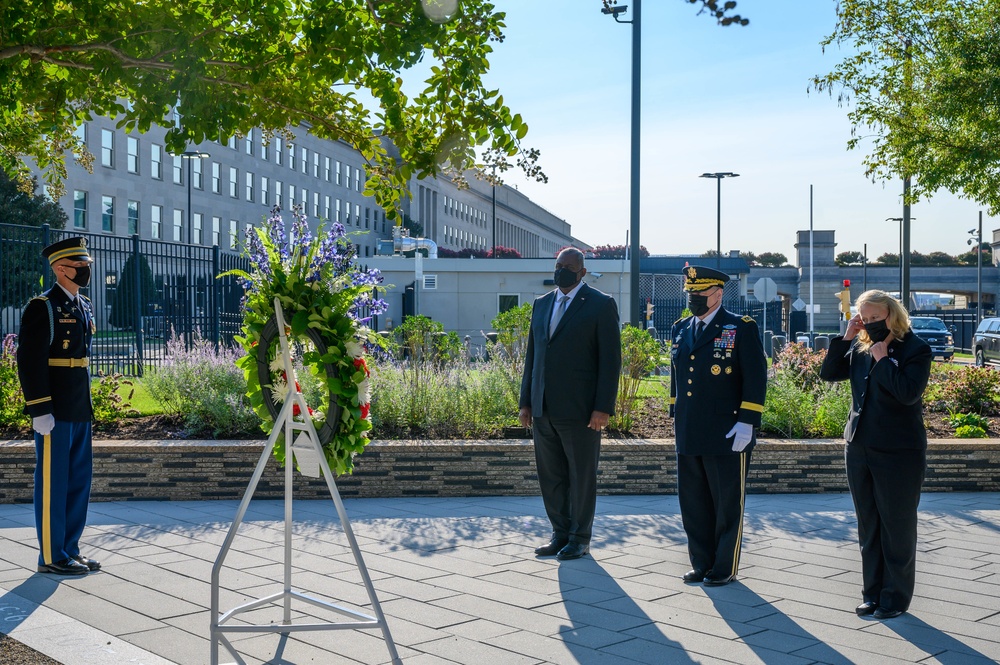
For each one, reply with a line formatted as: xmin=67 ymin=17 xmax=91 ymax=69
xmin=1 ymin=439 xmax=998 ymax=503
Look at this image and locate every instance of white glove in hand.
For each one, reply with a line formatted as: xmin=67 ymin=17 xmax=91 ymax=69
xmin=726 ymin=422 xmax=753 ymax=452
xmin=33 ymin=414 xmax=55 ymax=436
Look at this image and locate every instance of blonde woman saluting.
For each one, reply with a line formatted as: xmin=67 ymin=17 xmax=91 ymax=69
xmin=820 ymin=290 xmax=931 ymax=620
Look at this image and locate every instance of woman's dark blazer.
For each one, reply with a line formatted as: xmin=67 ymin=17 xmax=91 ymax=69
xmin=819 ymin=332 xmax=932 ymax=450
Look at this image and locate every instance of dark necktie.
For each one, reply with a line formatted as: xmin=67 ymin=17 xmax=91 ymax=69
xmin=695 ymin=320 xmax=705 ymax=341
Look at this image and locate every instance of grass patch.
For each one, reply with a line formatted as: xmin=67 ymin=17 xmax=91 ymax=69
xmin=90 ymin=376 xmax=162 ymax=416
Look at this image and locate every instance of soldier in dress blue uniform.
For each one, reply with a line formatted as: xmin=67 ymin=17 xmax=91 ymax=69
xmin=16 ymin=237 xmax=101 ymax=576
xmin=669 ymin=265 xmax=767 ymax=586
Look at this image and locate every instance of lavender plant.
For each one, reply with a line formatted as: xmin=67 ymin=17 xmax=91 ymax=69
xmin=0 ymin=334 xmax=29 ymax=429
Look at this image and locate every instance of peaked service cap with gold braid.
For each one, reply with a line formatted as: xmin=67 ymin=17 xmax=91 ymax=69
xmin=42 ymin=237 xmax=93 ymax=265
xmin=682 ymin=264 xmax=729 ymax=292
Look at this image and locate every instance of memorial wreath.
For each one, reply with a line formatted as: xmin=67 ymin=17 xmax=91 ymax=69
xmin=224 ymin=206 xmax=385 ymax=475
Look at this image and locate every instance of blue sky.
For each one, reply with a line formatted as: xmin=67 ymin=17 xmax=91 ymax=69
xmin=472 ymin=0 xmax=993 ymax=262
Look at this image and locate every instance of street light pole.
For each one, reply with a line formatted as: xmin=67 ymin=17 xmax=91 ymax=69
xmin=886 ymin=216 xmax=914 ymax=297
xmin=491 ymin=173 xmax=497 ymax=258
xmin=971 ymin=212 xmax=983 ymax=325
xmin=601 ymin=0 xmax=641 ymax=327
xmin=700 ymin=172 xmax=739 ymax=270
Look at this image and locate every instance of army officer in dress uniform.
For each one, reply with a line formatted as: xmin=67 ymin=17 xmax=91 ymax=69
xmin=16 ymin=237 xmax=101 ymax=576
xmin=669 ymin=265 xmax=767 ymax=586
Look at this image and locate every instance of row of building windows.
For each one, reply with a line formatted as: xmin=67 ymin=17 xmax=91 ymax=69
xmin=441 ymin=224 xmax=488 ymax=249
xmin=441 ymin=194 xmax=488 ymax=228
xmin=71 ymin=191 xmax=389 ymax=245
xmin=81 ymin=124 xmax=366 ymax=193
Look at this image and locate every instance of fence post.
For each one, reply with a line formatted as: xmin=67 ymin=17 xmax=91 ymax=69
xmin=132 ymin=234 xmax=145 ymax=377
xmin=41 ymin=224 xmax=51 ymax=291
xmin=212 ymin=244 xmax=221 ymax=351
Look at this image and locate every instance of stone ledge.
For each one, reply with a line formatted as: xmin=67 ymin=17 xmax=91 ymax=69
xmin=1 ymin=438 xmax=997 ymax=503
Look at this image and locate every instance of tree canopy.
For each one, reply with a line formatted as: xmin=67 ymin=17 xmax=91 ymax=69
xmin=1 ymin=0 xmax=747 ymax=216
xmin=812 ymin=0 xmax=1000 ymax=214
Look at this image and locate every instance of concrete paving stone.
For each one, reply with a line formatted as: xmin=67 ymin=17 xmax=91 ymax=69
xmin=119 ymin=624 xmax=212 ymax=664
xmin=423 ymin=572 xmax=562 ymax=611
xmin=415 ymin=634 xmax=544 ymax=665
xmin=532 ymin=599 xmax=655 ymax=633
xmin=642 ymin=586 xmax=781 ymax=624
xmin=229 ymin=625 xmax=412 ymax=665
xmin=380 ymin=596 xmax=477 ymax=630
xmin=916 ymin=651 xmax=1000 ymax=665
xmin=864 ymin=619 xmax=1000 ymax=662
xmin=622 ymin=621 xmax=815 ymax=665
xmin=28 ymin=583 xmax=165 ymax=636
xmin=599 ymin=632 xmax=737 ymax=665
xmin=9 ymin=621 xmax=176 ymax=665
xmin=441 ymin=616 xmax=520 ymax=641
xmin=491 ymin=629 xmax=644 ymax=665
xmin=365 ymin=573 xmax=461 ymax=604
xmin=79 ymin=575 xmax=204 ymax=620
xmin=398 ymin=653 xmax=465 ymax=665
xmin=431 ymin=592 xmax=584 ymax=636
xmin=558 ymin=623 xmax=637 ymax=650
xmin=595 ymin=593 xmax=767 ymax=640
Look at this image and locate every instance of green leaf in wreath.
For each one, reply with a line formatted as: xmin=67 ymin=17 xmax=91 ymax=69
xmin=290 ymin=310 xmax=310 ymax=336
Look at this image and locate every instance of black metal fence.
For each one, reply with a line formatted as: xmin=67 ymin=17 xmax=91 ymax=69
xmin=1 ymin=223 xmax=250 ymax=376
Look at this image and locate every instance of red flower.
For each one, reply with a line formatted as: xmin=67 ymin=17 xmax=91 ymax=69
xmin=360 ymin=403 xmax=370 ymax=420
xmin=353 ymin=357 xmax=369 ymax=376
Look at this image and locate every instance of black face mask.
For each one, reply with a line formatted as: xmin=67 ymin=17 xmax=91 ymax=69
xmin=688 ymin=293 xmax=711 ymax=317
xmin=864 ymin=319 xmax=891 ymax=343
xmin=68 ymin=265 xmax=91 ymax=288
xmin=553 ymin=267 xmax=580 ymax=289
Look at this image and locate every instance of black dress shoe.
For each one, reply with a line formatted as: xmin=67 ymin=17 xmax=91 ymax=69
xmin=37 ymin=558 xmax=89 ymax=576
xmin=534 ymin=538 xmax=568 ymax=557
xmin=556 ymin=542 xmax=590 ymax=561
xmin=703 ymin=574 xmax=735 ymax=586
xmin=855 ymin=601 xmax=878 ymax=616
xmin=71 ymin=555 xmax=101 ymax=571
xmin=874 ymin=608 xmax=904 ymax=620
xmin=682 ymin=569 xmax=706 ymax=583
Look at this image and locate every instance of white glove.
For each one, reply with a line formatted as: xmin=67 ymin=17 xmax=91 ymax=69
xmin=726 ymin=422 xmax=753 ymax=452
xmin=33 ymin=414 xmax=55 ymax=436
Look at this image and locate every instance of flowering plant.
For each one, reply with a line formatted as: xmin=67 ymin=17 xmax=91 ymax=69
xmin=224 ymin=206 xmax=385 ymax=475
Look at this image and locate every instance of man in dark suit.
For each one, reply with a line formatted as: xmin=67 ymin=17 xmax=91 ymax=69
xmin=669 ymin=265 xmax=766 ymax=585
xmin=17 ymin=237 xmax=101 ymax=576
xmin=519 ymin=247 xmax=621 ymax=561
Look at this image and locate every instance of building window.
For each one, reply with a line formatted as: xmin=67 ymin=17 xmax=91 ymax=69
xmin=364 ymin=207 xmax=370 ymax=229
xmin=300 ymin=187 xmax=307 ymax=211
xmin=335 ymin=199 xmax=341 ymax=224
xmin=73 ymin=123 xmax=87 ymax=147
xmin=275 ymin=180 xmax=283 ymax=208
xmin=151 ymin=204 xmax=162 ymax=239
xmin=275 ymin=137 xmax=283 ymax=165
xmin=193 ymin=212 xmax=203 ymax=245
xmin=260 ymin=136 xmax=268 ymax=161
xmin=127 ymin=137 xmax=139 ymax=174
xmin=212 ymin=216 xmax=221 ymax=246
xmin=245 ymin=172 xmax=254 ymax=202
xmin=127 ymin=200 xmax=139 ymax=235
xmin=173 ymin=208 xmax=183 ymax=242
xmin=227 ymin=135 xmax=236 ymax=150
xmin=312 ymin=152 xmax=319 ymax=178
xmin=229 ymin=220 xmax=238 ymax=250
xmin=245 ymin=129 xmax=253 ymax=155
xmin=193 ymin=158 xmax=203 ymax=189
xmin=288 ymin=143 xmax=295 ymax=169
xmin=151 ymin=144 xmax=162 ymax=179
xmin=300 ymin=147 xmax=308 ymax=174
xmin=229 ymin=167 xmax=238 ymax=198
xmin=212 ymin=162 xmax=221 ymax=194
xmin=313 ymin=191 xmax=319 ymax=217
xmin=101 ymin=129 xmax=114 ymax=167
xmin=354 ymin=203 xmax=360 ymax=226
xmin=172 ymin=155 xmax=182 ymax=184
xmin=335 ymin=161 xmax=342 ymax=186
xmin=354 ymin=167 xmax=361 ymax=191
xmin=73 ymin=190 xmax=87 ymax=229
xmin=498 ymin=294 xmax=519 ymax=313
xmin=101 ymin=195 xmax=114 ymax=232
xmin=323 ymin=195 xmax=330 ymax=220
xmin=288 ymin=184 xmax=295 ymax=208
xmin=261 ymin=176 xmax=269 ymax=206
xmin=324 ymin=156 xmax=331 ymax=181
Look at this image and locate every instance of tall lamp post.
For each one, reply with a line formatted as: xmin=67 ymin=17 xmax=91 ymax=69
xmin=181 ymin=150 xmax=210 ymax=244
xmin=969 ymin=212 xmax=983 ymax=325
xmin=601 ymin=0 xmax=642 ymax=327
xmin=700 ymin=172 xmax=739 ymax=270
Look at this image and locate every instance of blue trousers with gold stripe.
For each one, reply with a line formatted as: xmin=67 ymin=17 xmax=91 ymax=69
xmin=33 ymin=420 xmax=92 ymax=566
xmin=677 ymin=451 xmax=751 ymax=578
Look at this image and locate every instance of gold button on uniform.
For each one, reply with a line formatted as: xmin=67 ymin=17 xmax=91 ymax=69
xmin=690 ymin=355 xmax=695 ymax=360
xmin=686 ymin=391 xmax=692 ymax=396
xmin=689 ymin=367 xmax=694 ymax=372
xmin=687 ymin=379 xmax=692 ymax=384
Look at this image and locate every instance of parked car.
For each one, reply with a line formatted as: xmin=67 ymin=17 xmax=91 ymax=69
xmin=973 ymin=317 xmax=1000 ymax=366
xmin=909 ymin=316 xmax=955 ymax=361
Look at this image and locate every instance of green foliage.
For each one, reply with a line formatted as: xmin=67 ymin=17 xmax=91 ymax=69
xmin=108 ymin=253 xmax=157 ymax=330
xmin=947 ymin=412 xmax=990 ymax=431
xmin=954 ymin=425 xmax=987 ymax=439
xmin=0 ymin=170 xmax=67 ymax=308
xmin=836 ymin=251 xmax=865 ymax=266
xmin=762 ymin=343 xmax=852 ymax=438
xmin=612 ymin=326 xmax=661 ymax=431
xmin=755 ymin=252 xmax=788 ymax=268
xmin=937 ymin=367 xmax=1000 ymax=415
xmin=91 ymin=373 xmax=139 ymax=426
xmin=141 ymin=332 xmax=261 ymax=438
xmin=0 ymin=334 xmax=29 ymax=429
xmin=395 ymin=315 xmax=444 ymax=361
xmin=490 ymin=303 xmax=531 ymax=408
xmin=813 ymin=0 xmax=1000 ymax=215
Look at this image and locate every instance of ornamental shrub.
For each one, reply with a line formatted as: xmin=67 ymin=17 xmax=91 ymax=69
xmin=612 ymin=326 xmax=660 ymax=431
xmin=91 ymin=372 xmax=139 ymax=426
xmin=141 ymin=330 xmax=260 ymax=438
xmin=938 ymin=366 xmax=1000 ymax=415
xmin=762 ymin=342 xmax=851 ymax=438
xmin=947 ymin=412 xmax=990 ymax=431
xmin=0 ymin=334 xmax=28 ymax=429
xmin=955 ymin=424 xmax=987 ymax=438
